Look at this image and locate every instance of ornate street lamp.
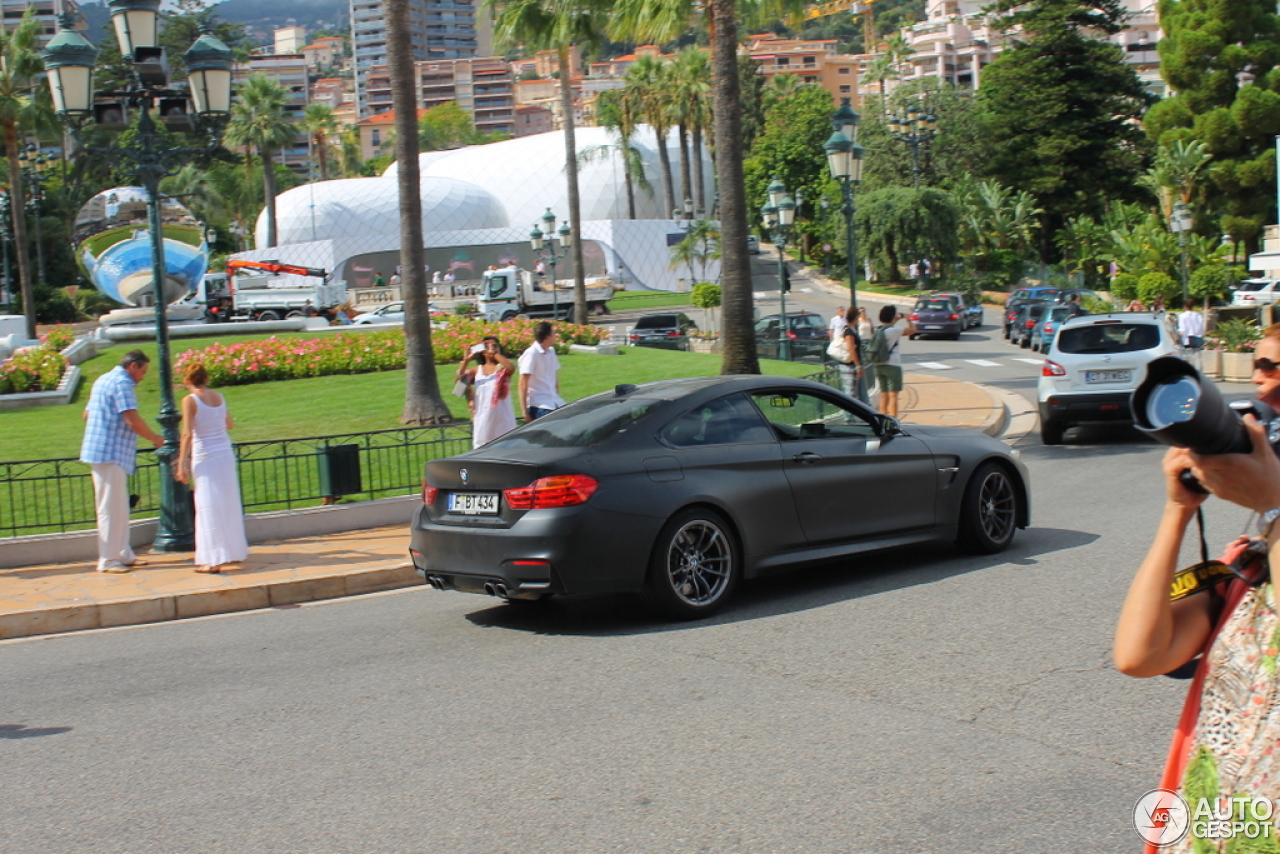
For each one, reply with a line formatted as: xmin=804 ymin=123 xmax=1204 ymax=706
xmin=888 ymin=104 xmax=937 ymax=189
xmin=530 ymin=207 xmax=573 ymax=321
xmin=825 ymin=98 xmax=866 ymax=314
xmin=17 ymin=145 xmax=51 ymax=287
xmin=45 ymin=8 xmax=234 ymax=552
xmin=1170 ymin=202 xmax=1193 ymax=306
xmin=761 ymin=177 xmax=797 ymax=361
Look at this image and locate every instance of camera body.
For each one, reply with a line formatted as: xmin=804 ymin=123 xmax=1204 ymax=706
xmin=1132 ymin=356 xmax=1280 ymax=490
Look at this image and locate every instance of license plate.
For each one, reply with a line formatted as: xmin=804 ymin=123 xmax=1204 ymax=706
xmin=923 ymin=324 xmax=941 ymax=330
xmin=1085 ymin=369 xmax=1131 ymax=383
xmin=448 ymin=492 xmax=499 ymax=515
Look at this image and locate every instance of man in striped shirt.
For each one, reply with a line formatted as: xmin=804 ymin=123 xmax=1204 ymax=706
xmin=80 ymin=350 xmax=164 ymax=573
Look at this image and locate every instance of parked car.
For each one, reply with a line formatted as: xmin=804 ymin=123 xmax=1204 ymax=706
xmin=1010 ymin=301 xmax=1050 ymax=348
xmin=908 ymin=297 xmax=964 ymax=340
xmin=754 ymin=311 xmax=828 ymax=361
xmin=934 ymin=291 xmax=983 ymax=328
xmin=1030 ymin=304 xmax=1075 ymax=353
xmin=352 ymin=301 xmax=446 ymax=325
xmin=629 ymin=312 xmax=699 ymax=351
xmin=1232 ymin=278 xmax=1280 ymax=307
xmin=746 ymin=234 xmax=760 ymax=255
xmin=1037 ymin=313 xmax=1180 ymax=445
xmin=411 ymin=375 xmax=1030 ymax=618
xmin=1004 ymin=287 xmax=1063 ymax=338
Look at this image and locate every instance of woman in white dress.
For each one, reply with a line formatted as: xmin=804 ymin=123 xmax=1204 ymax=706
xmin=175 ymin=362 xmax=249 ymax=574
xmin=467 ymin=336 xmax=517 ymax=447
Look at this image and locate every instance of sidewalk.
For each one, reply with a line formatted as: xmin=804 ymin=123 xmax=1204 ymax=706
xmin=0 ymin=374 xmax=1007 ymax=642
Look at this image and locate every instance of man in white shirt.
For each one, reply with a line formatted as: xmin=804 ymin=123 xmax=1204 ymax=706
xmin=518 ymin=321 xmax=566 ymax=421
xmin=1178 ymin=299 xmax=1206 ymax=349
xmin=828 ymin=306 xmax=845 ymax=340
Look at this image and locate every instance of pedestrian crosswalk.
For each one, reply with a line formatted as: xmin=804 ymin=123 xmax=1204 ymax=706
xmin=904 ymin=356 xmax=1045 ymax=371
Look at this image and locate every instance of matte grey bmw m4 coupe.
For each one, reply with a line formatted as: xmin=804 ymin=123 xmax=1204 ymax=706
xmin=410 ymin=376 xmax=1029 ymax=619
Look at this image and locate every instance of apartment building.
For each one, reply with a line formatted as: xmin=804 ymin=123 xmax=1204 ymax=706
xmin=514 ymin=104 xmax=554 ymax=137
xmin=274 ymin=25 xmax=307 ymax=55
xmin=303 ymin=37 xmax=347 ymax=73
xmin=233 ymin=54 xmax=311 ymax=171
xmin=363 ymin=55 xmax=516 ymax=136
xmin=742 ymin=35 xmax=862 ymax=106
xmin=350 ymin=0 xmax=490 ymax=118
xmin=4 ymin=0 xmax=85 ymax=44
xmin=867 ymin=0 xmax=1164 ymax=97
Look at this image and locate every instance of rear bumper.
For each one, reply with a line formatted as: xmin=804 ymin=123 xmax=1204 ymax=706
xmin=1040 ymin=391 xmax=1134 ymax=425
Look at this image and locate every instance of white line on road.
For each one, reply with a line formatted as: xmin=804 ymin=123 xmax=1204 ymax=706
xmin=915 ymin=361 xmax=953 ymax=369
xmin=1012 ymin=358 xmax=1043 ymax=364
xmin=965 ymin=359 xmax=1002 ymax=367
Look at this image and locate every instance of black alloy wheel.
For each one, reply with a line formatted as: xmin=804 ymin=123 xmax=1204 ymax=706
xmin=956 ymin=463 xmax=1020 ymax=554
xmin=645 ymin=508 xmax=740 ymax=619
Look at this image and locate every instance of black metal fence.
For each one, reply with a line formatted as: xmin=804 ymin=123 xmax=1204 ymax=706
xmin=0 ymin=423 xmax=472 ymax=539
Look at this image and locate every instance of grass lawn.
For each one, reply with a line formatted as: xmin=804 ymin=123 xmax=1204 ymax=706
xmin=3 ymin=336 xmax=818 ymax=462
xmin=607 ymin=290 xmax=698 ymax=311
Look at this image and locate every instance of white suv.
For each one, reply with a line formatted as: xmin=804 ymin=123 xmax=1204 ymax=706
xmin=1037 ymin=314 xmax=1180 ymax=445
xmin=1232 ymin=278 xmax=1280 ymax=306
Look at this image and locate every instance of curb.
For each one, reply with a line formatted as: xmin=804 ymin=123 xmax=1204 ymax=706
xmin=0 ymin=562 xmax=423 ymax=641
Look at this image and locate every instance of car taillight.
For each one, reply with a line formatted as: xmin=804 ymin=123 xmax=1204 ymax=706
xmin=1043 ymin=322 xmax=1053 ymax=332
xmin=422 ymin=481 xmax=437 ymax=505
xmin=949 ymin=314 xmax=959 ymax=321
xmin=668 ymin=330 xmax=680 ymax=337
xmin=1025 ymin=319 xmax=1035 ymax=328
xmin=787 ymin=331 xmax=797 ymax=339
xmin=1042 ymin=360 xmax=1066 ymax=377
xmin=629 ymin=333 xmax=639 ymax=341
xmin=504 ymin=474 xmax=598 ymax=510
xmin=909 ymin=313 xmax=919 ymax=322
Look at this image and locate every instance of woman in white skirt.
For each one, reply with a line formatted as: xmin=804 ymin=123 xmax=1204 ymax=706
xmin=467 ymin=336 xmax=517 ymax=447
xmin=175 ymin=362 xmax=249 ymax=574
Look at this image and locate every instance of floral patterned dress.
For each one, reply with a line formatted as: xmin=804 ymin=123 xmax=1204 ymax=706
xmin=1168 ymin=584 xmax=1280 ymax=853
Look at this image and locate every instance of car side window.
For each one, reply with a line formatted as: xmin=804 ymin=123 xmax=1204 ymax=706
xmin=661 ymin=394 xmax=775 ymax=447
xmin=749 ymin=391 xmax=878 ymax=441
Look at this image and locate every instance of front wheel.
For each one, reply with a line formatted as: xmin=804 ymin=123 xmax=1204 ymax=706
xmin=501 ymin=310 xmax=519 ymax=321
xmin=645 ymin=508 xmax=740 ymax=619
xmin=257 ymin=310 xmax=281 ymax=322
xmin=956 ymin=463 xmax=1020 ymax=554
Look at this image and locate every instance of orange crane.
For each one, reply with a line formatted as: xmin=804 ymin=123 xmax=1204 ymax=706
xmin=225 ymin=259 xmax=328 ymax=280
xmin=802 ymin=0 xmax=875 ymax=54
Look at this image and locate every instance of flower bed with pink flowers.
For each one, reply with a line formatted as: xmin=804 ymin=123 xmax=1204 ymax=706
xmin=174 ymin=318 xmax=609 ymax=387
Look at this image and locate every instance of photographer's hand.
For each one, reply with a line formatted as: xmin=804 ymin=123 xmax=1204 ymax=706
xmin=1190 ymin=415 xmax=1280 ymax=514
xmin=1164 ymin=447 xmax=1208 ymax=510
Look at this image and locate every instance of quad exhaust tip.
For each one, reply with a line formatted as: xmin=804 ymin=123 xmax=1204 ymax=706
xmin=483 ymin=582 xmax=510 ymax=599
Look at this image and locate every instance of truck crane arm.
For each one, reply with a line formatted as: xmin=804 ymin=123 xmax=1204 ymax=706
xmin=225 ymin=259 xmax=329 ymax=280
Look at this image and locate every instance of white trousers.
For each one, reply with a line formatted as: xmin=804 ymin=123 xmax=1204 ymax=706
xmin=90 ymin=462 xmax=136 ymax=571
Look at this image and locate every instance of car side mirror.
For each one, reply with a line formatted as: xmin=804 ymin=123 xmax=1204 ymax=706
xmin=878 ymin=414 xmax=903 ymax=436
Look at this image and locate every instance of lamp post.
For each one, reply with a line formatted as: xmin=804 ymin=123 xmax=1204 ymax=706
xmin=888 ymin=104 xmax=937 ymax=189
xmin=762 ymin=176 xmax=796 ymax=361
xmin=825 ymin=97 xmax=866 ymax=313
xmin=1170 ymin=202 xmax=1193 ymax=307
xmin=44 ymin=4 xmax=234 ymax=553
xmin=530 ymin=206 xmax=573 ymax=321
xmin=0 ymin=191 xmax=11 ymax=307
xmin=18 ymin=145 xmax=50 ymax=287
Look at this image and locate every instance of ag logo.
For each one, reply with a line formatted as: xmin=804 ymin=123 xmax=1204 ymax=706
xmin=1134 ymin=788 xmax=1190 ymax=846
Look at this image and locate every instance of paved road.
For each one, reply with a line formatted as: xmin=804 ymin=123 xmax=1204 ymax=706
xmin=1 ymin=417 xmax=1259 ymax=852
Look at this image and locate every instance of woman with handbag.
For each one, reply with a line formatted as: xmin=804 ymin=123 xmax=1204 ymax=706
xmin=1115 ymin=410 xmax=1280 ymax=852
xmin=826 ymin=308 xmax=865 ymax=402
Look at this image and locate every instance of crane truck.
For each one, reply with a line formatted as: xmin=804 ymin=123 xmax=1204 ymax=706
xmin=197 ymin=260 xmax=340 ymax=322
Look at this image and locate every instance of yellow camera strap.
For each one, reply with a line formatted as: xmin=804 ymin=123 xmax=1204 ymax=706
xmin=1169 ymin=560 xmax=1237 ymax=602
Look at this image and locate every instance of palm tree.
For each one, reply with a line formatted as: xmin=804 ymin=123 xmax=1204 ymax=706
xmin=386 ymin=0 xmax=450 ymax=424
xmin=762 ymin=71 xmax=802 ymax=109
xmin=673 ymin=48 xmax=711 ymax=213
xmin=223 ymin=74 xmax=296 ymax=248
xmin=337 ymin=127 xmax=365 ymax=178
xmin=0 ymin=11 xmax=43 ymax=338
xmin=862 ymin=53 xmax=896 ymax=119
xmin=625 ymin=55 xmax=677 ymax=217
xmin=300 ymin=103 xmax=340 ymax=181
xmin=583 ymin=89 xmax=651 ymax=218
xmin=159 ymin=163 xmax=228 ymax=228
xmin=487 ymin=0 xmax=611 ymax=325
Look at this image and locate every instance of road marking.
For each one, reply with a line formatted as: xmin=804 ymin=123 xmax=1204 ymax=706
xmin=1012 ymin=358 xmax=1043 ymax=364
xmin=915 ymin=361 xmax=953 ymax=369
xmin=965 ymin=359 xmax=1002 ymax=367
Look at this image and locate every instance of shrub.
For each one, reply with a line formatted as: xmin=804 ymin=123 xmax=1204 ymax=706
xmin=1137 ymin=272 xmax=1178 ymax=305
xmin=0 ymin=347 xmax=68 ymax=394
xmin=1109 ymin=272 xmax=1140 ymax=301
xmin=1207 ymin=318 xmax=1261 ymax=354
xmin=173 ymin=319 xmax=610 ymax=388
xmin=40 ymin=325 xmax=76 ymax=352
xmin=690 ymin=282 xmax=722 ymax=309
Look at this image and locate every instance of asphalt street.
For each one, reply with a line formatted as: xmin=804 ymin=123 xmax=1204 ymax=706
xmin=1 ymin=265 xmax=1263 ymax=853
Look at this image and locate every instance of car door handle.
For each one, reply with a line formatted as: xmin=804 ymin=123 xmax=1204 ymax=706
xmin=792 ymin=452 xmax=823 ymax=464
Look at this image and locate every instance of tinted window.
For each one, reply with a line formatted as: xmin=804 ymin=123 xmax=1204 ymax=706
xmin=749 ymin=390 xmax=878 ymax=440
xmin=788 ymin=314 xmax=824 ymax=331
xmin=1058 ymin=323 xmax=1160 ymax=354
xmin=635 ymin=314 xmax=677 ymax=329
xmin=662 ymin=394 xmax=775 ymax=447
xmin=1048 ymin=306 xmax=1072 ymax=321
xmin=486 ymin=396 xmax=666 ymax=448
xmin=916 ymin=299 xmax=954 ymax=312
xmin=1026 ymin=304 xmax=1047 ymax=318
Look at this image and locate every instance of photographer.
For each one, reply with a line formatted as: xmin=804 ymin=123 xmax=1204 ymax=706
xmin=1115 ymin=351 xmax=1280 ymax=849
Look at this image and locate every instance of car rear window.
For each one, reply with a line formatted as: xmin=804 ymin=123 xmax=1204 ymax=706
xmin=917 ymin=299 xmax=954 ymax=312
xmin=1048 ymin=306 xmax=1072 ymax=321
xmin=1238 ymin=281 xmax=1270 ymax=292
xmin=486 ymin=396 xmax=667 ymax=448
xmin=789 ymin=314 xmax=823 ymax=331
xmin=1057 ymin=323 xmax=1160 ymax=354
xmin=634 ymin=314 xmax=676 ymax=329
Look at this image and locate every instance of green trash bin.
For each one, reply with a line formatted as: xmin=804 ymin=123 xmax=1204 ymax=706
xmin=317 ymin=443 xmax=362 ymax=499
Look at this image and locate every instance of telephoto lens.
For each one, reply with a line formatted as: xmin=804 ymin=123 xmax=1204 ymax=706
xmin=1132 ymin=356 xmax=1277 ymax=455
